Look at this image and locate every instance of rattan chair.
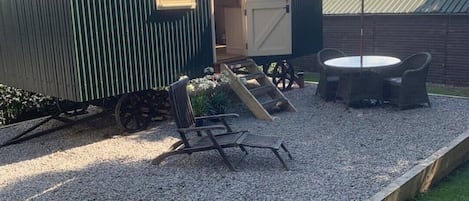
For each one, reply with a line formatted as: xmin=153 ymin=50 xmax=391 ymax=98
xmin=152 ymin=77 xmax=293 ymax=170
xmin=316 ymin=48 xmax=346 ymax=101
xmin=383 ymin=52 xmax=432 ymax=109
xmin=336 ymin=71 xmax=384 ymax=108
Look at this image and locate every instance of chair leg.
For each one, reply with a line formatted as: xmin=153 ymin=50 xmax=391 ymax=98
xmin=168 ymin=140 xmax=184 ymax=151
xmin=239 ymin=145 xmax=249 ymax=155
xmin=271 ymin=149 xmax=289 ymax=170
xmin=281 ymin=143 xmax=293 ymax=160
xmin=215 ymin=147 xmax=236 ymax=171
xmin=151 ymin=150 xmax=186 ymax=165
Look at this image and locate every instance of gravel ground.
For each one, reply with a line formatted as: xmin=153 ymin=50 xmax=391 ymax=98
xmin=1 ymin=84 xmax=469 ymax=201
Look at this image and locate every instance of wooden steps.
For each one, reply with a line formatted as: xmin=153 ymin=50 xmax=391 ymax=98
xmin=241 ymin=72 xmax=264 ymax=80
xmin=249 ymin=85 xmax=276 ymax=96
xmin=221 ymin=59 xmax=297 ymax=121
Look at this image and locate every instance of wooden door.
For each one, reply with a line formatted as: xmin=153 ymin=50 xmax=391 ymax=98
xmin=245 ymin=0 xmax=292 ymax=56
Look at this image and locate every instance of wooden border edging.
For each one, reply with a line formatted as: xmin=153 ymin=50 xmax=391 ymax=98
xmin=369 ymin=130 xmax=469 ymax=201
xmin=428 ymin=93 xmax=469 ymax=100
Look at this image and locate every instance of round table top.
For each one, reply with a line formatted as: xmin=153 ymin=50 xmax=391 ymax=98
xmin=324 ymin=56 xmax=401 ymax=68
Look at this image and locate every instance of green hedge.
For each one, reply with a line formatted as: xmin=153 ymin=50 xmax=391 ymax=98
xmin=0 ymin=84 xmax=56 ymax=125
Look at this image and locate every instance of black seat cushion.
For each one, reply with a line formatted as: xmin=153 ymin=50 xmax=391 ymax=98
xmin=326 ymin=76 xmax=340 ymax=82
xmin=386 ymin=77 xmax=402 ymax=86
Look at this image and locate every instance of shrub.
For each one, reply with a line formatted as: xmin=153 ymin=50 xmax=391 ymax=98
xmin=184 ymin=71 xmax=234 ymax=117
xmin=0 ymin=84 xmax=55 ymax=125
xmin=208 ymin=87 xmax=229 ymax=115
xmin=189 ymin=94 xmax=209 ymax=117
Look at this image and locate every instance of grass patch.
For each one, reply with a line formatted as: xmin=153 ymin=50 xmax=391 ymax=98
xmin=301 ymin=72 xmax=469 ymax=97
xmin=413 ymin=162 xmax=469 ymax=201
xmin=427 ymin=83 xmax=469 ymax=97
xmin=303 ymin=72 xmax=319 ymax=82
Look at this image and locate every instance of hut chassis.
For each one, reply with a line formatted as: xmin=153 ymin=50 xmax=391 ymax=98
xmin=0 ymin=0 xmax=323 ymax=144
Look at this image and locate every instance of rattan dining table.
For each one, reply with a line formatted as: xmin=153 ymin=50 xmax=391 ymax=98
xmin=324 ymin=55 xmax=401 ymax=71
xmin=324 ymin=55 xmax=402 ymax=107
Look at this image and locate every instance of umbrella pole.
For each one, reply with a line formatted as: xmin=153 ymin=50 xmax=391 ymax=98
xmin=360 ymin=0 xmax=364 ymax=69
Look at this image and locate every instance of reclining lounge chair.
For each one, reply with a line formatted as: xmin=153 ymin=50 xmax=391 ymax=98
xmin=152 ymin=77 xmax=293 ymax=170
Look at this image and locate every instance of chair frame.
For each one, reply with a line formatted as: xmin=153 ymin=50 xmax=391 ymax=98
xmin=152 ymin=77 xmax=292 ymax=170
xmin=316 ymin=48 xmax=346 ymax=101
xmin=384 ymin=52 xmax=432 ymax=109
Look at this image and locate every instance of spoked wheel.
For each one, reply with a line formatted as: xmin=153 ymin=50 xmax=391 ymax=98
xmin=271 ymin=60 xmax=295 ymax=91
xmin=115 ymin=92 xmax=151 ymax=132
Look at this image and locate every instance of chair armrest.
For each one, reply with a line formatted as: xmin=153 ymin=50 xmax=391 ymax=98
xmin=195 ymin=113 xmax=239 ymax=121
xmin=195 ymin=113 xmax=240 ymax=133
xmin=403 ymin=68 xmax=425 ymax=77
xmin=400 ymin=68 xmax=428 ymax=92
xmin=177 ymin=125 xmax=226 ymax=134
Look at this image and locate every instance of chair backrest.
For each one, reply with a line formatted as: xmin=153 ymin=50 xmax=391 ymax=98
xmin=168 ymin=77 xmax=195 ymax=129
xmin=317 ymin=48 xmax=346 ymax=64
xmin=401 ymin=52 xmax=432 ymax=72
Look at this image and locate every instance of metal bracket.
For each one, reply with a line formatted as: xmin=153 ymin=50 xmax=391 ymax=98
xmin=0 ymin=110 xmax=107 ymax=148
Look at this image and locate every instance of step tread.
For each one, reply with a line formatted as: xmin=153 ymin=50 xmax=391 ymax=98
xmin=261 ymin=98 xmax=287 ymax=109
xmin=240 ymin=72 xmax=265 ymax=80
xmin=249 ymin=85 xmax=276 ymax=96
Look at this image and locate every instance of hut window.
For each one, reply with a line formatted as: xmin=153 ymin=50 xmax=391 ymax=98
xmin=156 ymin=0 xmax=196 ymax=10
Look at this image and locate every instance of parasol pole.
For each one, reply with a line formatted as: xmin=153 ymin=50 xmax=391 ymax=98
xmin=360 ymin=0 xmax=364 ymax=69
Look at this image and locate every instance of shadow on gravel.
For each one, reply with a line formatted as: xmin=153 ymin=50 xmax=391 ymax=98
xmin=0 ymin=114 xmax=121 ymax=165
xmin=0 ymin=152 xmax=306 ymax=200
xmin=0 ymin=160 xmax=166 ymax=200
xmin=0 ymin=111 xmax=179 ymax=166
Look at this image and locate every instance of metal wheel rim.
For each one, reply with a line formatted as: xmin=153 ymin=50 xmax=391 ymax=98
xmin=271 ymin=61 xmax=294 ymax=90
xmin=115 ymin=93 xmax=150 ymax=132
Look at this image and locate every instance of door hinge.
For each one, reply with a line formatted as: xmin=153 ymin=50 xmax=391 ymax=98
xmin=244 ymin=9 xmax=247 ymax=16
xmin=245 ymin=43 xmax=248 ymax=49
xmin=285 ymin=5 xmax=290 ymax=13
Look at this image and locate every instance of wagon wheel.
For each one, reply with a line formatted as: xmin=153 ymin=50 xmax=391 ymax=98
xmin=115 ymin=92 xmax=151 ymax=132
xmin=271 ymin=60 xmax=295 ymax=91
xmin=143 ymin=89 xmax=171 ymax=121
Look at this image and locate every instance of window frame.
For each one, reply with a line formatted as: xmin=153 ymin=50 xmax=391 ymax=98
xmin=156 ymin=0 xmax=196 ymax=10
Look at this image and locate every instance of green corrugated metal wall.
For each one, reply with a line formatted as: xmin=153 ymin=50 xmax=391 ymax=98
xmin=71 ymin=0 xmax=213 ymax=101
xmin=0 ymin=0 xmax=213 ymax=102
xmin=0 ymin=0 xmax=78 ymax=100
xmin=1 ymin=0 xmax=322 ymax=102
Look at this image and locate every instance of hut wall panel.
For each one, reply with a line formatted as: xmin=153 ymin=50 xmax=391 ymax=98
xmin=0 ymin=0 xmax=213 ymax=102
xmin=0 ymin=0 xmax=78 ymax=100
xmin=324 ymin=14 xmax=469 ymax=86
xmin=70 ymin=0 xmax=213 ymax=101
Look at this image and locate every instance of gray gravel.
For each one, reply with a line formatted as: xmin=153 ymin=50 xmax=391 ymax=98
xmin=1 ymin=84 xmax=469 ymax=201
